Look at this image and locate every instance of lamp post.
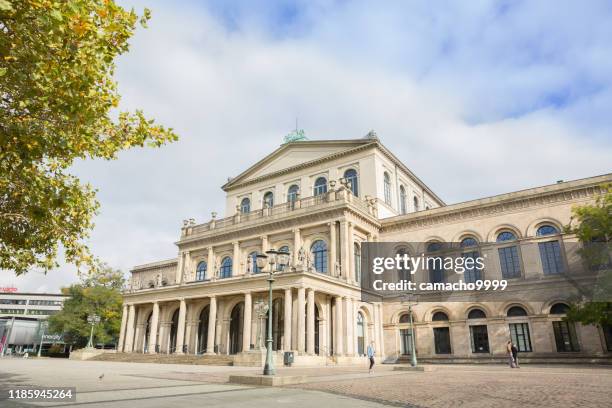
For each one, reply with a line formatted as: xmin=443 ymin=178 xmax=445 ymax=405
xmin=256 ymin=248 xmax=290 ymax=376
xmin=86 ymin=314 xmax=101 ymax=349
xmin=37 ymin=321 xmax=48 ymax=358
xmin=402 ymin=295 xmax=418 ymax=367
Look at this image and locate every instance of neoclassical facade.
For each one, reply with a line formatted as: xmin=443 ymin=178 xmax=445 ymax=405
xmin=118 ymin=134 xmax=611 ymax=365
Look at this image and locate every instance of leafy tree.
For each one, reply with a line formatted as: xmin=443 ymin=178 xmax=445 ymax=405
xmin=48 ymin=261 xmax=124 ymax=347
xmin=0 ymin=1 xmax=177 ymax=275
xmin=564 ymin=185 xmax=612 ymax=327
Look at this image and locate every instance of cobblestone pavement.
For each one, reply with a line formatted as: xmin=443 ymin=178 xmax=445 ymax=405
xmin=286 ymin=364 xmax=612 ymax=408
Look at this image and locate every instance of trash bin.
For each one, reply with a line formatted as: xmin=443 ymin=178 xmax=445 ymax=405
xmin=284 ymin=351 xmax=294 ymax=366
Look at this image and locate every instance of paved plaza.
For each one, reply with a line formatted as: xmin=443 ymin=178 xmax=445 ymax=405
xmin=0 ymin=359 xmax=610 ymax=408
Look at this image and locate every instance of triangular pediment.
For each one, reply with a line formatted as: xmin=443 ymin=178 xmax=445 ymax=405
xmin=223 ymin=139 xmax=373 ymax=190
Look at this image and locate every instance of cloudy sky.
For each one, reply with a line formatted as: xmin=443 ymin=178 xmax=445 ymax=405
xmin=4 ymin=0 xmax=611 ymax=293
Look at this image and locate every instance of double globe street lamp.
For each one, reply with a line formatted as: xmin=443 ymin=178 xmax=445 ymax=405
xmin=255 ymin=248 xmax=290 ymax=376
xmin=86 ymin=314 xmax=101 ymax=349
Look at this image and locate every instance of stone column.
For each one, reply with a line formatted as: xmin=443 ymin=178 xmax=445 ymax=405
xmin=176 ymin=251 xmax=184 ymax=284
xmin=243 ymin=292 xmax=252 ymax=351
xmin=118 ymin=304 xmax=128 ymax=352
xmin=283 ymin=288 xmax=292 ymax=350
xmin=376 ymin=303 xmax=385 ymax=357
xmin=329 ymin=222 xmax=337 ymax=276
xmin=340 ymin=220 xmax=349 ymax=280
xmin=176 ymin=299 xmax=187 ymax=353
xmin=261 ymin=235 xmax=269 ymax=253
xmin=124 ymin=304 xmax=136 ymax=352
xmin=297 ymin=287 xmax=306 ymax=353
xmin=347 ymin=222 xmax=354 ymax=282
xmin=345 ymin=297 xmax=354 ymax=356
xmin=307 ymin=288 xmax=315 ymax=355
xmin=334 ymin=296 xmax=344 ymax=355
xmin=148 ymin=302 xmax=159 ymax=353
xmin=233 ymin=241 xmax=240 ymax=275
xmin=207 ymin=296 xmax=217 ymax=354
xmin=292 ymin=229 xmax=301 ymax=268
xmin=207 ymin=247 xmax=215 ymax=279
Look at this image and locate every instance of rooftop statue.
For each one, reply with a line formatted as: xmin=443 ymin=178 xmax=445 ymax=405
xmin=283 ymin=128 xmax=308 ymax=143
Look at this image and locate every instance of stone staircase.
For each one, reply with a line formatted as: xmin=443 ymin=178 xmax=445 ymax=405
xmin=90 ymin=352 xmax=234 ymax=366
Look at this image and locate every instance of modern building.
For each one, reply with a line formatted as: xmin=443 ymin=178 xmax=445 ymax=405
xmin=0 ymin=292 xmax=68 ymax=354
xmin=118 ymin=132 xmax=612 ymax=365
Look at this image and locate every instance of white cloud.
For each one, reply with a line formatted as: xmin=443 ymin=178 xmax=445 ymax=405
xmin=4 ymin=0 xmax=610 ymax=292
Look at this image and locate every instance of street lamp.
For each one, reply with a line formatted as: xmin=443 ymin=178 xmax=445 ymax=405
xmin=37 ymin=321 xmax=48 ymax=358
xmin=402 ymin=295 xmax=418 ymax=367
xmin=86 ymin=314 xmax=101 ymax=349
xmin=256 ymin=248 xmax=290 ymax=376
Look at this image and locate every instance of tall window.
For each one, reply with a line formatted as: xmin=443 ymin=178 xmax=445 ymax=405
xmin=354 ymin=243 xmax=362 ymax=283
xmin=470 ymin=325 xmax=489 ymax=353
xmin=344 ymin=169 xmax=359 ymax=196
xmin=399 ymin=185 xmax=407 ymax=214
xmin=413 ymin=196 xmax=419 ymax=212
xmin=311 ymin=240 xmax=328 ymax=273
xmin=263 ymin=191 xmax=274 ymax=208
xmin=427 ymin=242 xmax=444 ymax=283
xmin=461 ymin=237 xmax=481 ymax=283
xmin=357 ymin=312 xmax=365 ymax=355
xmin=602 ymin=325 xmax=612 ymax=352
xmin=287 ymin=185 xmax=299 ymax=203
xmin=220 ymin=257 xmax=232 ymax=278
xmin=249 ymin=251 xmax=261 ymax=273
xmin=434 ymin=327 xmax=451 ymax=354
xmin=396 ymin=247 xmax=411 ymax=281
xmin=497 ymin=231 xmax=521 ymax=278
xmin=240 ymin=197 xmax=250 ymax=213
xmin=537 ymin=225 xmax=564 ymax=275
xmin=383 ymin=172 xmax=392 ymax=205
xmin=314 ymin=177 xmax=327 ymax=196
xmin=196 ymin=261 xmax=207 ymax=281
xmin=510 ymin=323 xmax=532 ymax=352
xmin=550 ymin=303 xmax=580 ymax=352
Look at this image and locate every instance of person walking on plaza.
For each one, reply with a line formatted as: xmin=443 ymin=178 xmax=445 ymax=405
xmin=506 ymin=340 xmax=516 ymax=368
xmin=511 ymin=342 xmax=519 ymax=368
xmin=367 ymin=341 xmax=376 ymax=374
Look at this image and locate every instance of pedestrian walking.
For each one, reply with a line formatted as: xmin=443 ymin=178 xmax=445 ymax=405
xmin=367 ymin=341 xmax=375 ymax=373
xmin=506 ymin=340 xmax=516 ymax=368
xmin=511 ymin=343 xmax=519 ymax=368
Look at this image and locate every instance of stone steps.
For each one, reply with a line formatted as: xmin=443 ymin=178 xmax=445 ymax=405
xmin=90 ymin=352 xmax=234 ymax=366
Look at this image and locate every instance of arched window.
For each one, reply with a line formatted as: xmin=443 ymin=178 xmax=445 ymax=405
xmin=344 ymin=169 xmax=359 ymax=196
xmin=220 ymin=257 xmax=232 ymax=278
xmin=249 ymin=251 xmax=261 ymax=273
xmin=311 ymin=240 xmax=328 ymax=273
xmin=277 ymin=245 xmax=289 ymax=271
xmin=399 ymin=185 xmax=407 ymax=214
xmin=496 ymin=231 xmax=521 ymax=279
xmin=550 ymin=303 xmax=570 ymax=315
xmin=537 ymin=225 xmax=564 ymax=275
xmin=432 ymin=311 xmax=449 ymax=321
xmin=263 ymin=191 xmax=274 ymax=208
xmin=354 ymin=243 xmax=362 ymax=283
xmin=537 ymin=225 xmax=559 ymax=236
xmin=496 ymin=231 xmax=517 ymax=242
xmin=383 ymin=172 xmax=392 ymax=205
xmin=240 ymin=197 xmax=250 ymax=213
xmin=468 ymin=308 xmax=487 ymax=319
xmin=507 ymin=306 xmax=528 ymax=317
xmin=399 ymin=313 xmax=411 ymax=323
xmin=196 ymin=261 xmax=207 ymax=281
xmin=460 ymin=237 xmax=478 ymax=248
xmin=357 ymin=312 xmax=365 ymax=355
xmin=413 ymin=196 xmax=419 ymax=212
xmin=287 ymin=185 xmax=299 ymax=203
xmin=314 ymin=177 xmax=327 ymax=196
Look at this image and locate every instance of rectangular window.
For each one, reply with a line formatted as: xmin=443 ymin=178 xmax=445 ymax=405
xmin=428 ymin=257 xmax=444 ymax=283
xmin=498 ymin=246 xmax=521 ymax=278
xmin=434 ymin=327 xmax=452 ymax=354
xmin=470 ymin=325 xmax=489 ymax=353
xmin=602 ymin=325 xmax=612 ymax=352
xmin=462 ymin=251 xmax=481 ymax=283
xmin=509 ymin=323 xmax=532 ymax=352
xmin=400 ymin=329 xmax=412 ymax=355
xmin=539 ymin=241 xmax=564 ymax=275
xmin=553 ymin=321 xmax=580 ymax=352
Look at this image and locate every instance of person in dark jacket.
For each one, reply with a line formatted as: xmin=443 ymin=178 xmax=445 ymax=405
xmin=511 ymin=343 xmax=520 ymax=368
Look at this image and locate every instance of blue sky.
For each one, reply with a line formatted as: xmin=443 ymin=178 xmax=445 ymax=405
xmin=4 ymin=0 xmax=611 ymax=292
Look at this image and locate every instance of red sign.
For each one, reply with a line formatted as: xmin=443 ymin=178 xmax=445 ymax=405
xmin=0 ymin=286 xmax=18 ymax=293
